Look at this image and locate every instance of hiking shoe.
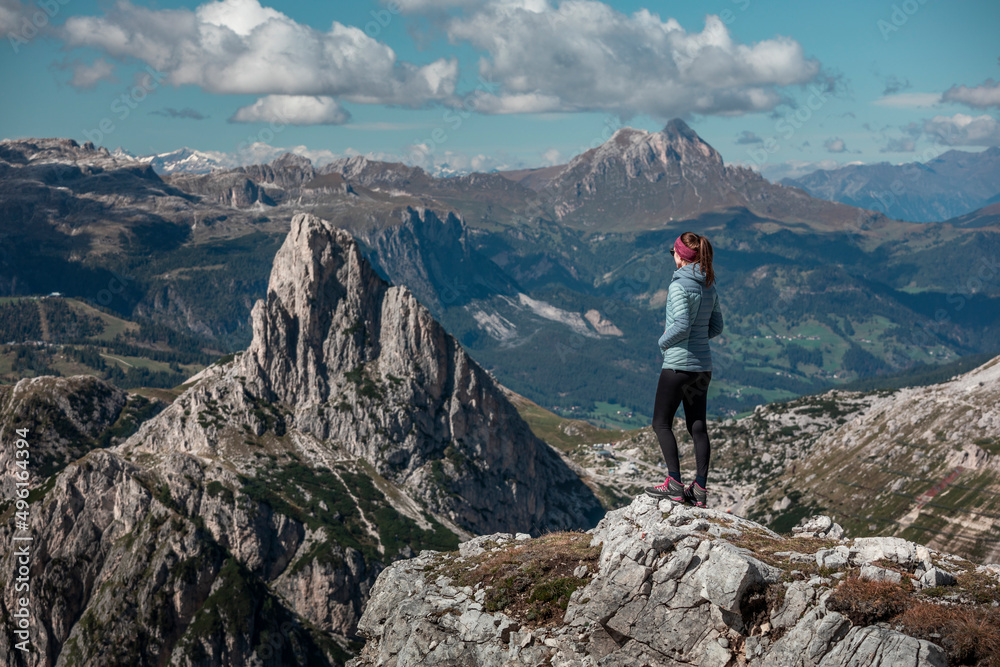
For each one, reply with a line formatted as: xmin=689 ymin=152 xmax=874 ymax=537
xmin=684 ymin=481 xmax=707 ymax=508
xmin=645 ymin=477 xmax=686 ymax=503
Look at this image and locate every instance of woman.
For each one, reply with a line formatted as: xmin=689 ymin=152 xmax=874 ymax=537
xmin=645 ymin=232 xmax=723 ymax=508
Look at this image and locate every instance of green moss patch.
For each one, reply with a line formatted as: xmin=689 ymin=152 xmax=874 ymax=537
xmin=429 ymin=531 xmax=600 ymax=628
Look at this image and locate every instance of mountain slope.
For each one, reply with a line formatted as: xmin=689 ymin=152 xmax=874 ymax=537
xmin=748 ymin=353 xmax=1000 ymax=562
xmin=0 ymin=213 xmax=602 ymax=665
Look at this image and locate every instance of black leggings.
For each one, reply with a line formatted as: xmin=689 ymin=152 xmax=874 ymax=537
xmin=651 ymin=368 xmax=712 ymax=482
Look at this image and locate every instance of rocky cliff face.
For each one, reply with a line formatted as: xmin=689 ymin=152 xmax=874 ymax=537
xmin=358 ymin=207 xmax=520 ymax=318
xmin=351 ymin=497 xmax=1000 ymax=666
xmin=0 ymin=212 xmax=601 ymax=666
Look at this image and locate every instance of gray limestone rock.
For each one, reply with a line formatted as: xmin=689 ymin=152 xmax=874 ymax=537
xmin=919 ymin=567 xmax=956 ymax=588
xmin=816 ymin=546 xmax=850 ymax=571
xmin=793 ymin=514 xmax=846 ymax=540
xmin=850 ymin=537 xmax=919 ymax=568
xmin=817 ymin=626 xmax=946 ymax=666
xmin=859 ymin=565 xmax=903 ymax=584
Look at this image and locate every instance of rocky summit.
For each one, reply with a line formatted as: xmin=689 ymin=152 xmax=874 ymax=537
xmin=0 ymin=212 xmax=601 ymax=666
xmin=351 ymin=497 xmax=1000 ymax=666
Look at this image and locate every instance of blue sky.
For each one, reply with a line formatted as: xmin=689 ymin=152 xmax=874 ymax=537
xmin=1 ymin=0 xmax=998 ymax=179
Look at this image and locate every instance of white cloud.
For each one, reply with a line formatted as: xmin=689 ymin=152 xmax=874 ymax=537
xmin=67 ymin=58 xmax=117 ymax=90
xmin=541 ymin=148 xmax=562 ymax=166
xmin=231 ymin=95 xmax=351 ymax=125
xmin=391 ymin=0 xmax=549 ymax=12
xmin=824 ymin=137 xmax=847 ymax=153
xmin=61 ymin=0 xmax=458 ymax=106
xmin=442 ymin=4 xmax=821 ymax=118
xmin=942 ymin=79 xmax=1000 ymax=109
xmin=873 ymin=92 xmax=940 ymax=108
xmin=231 ymin=142 xmax=343 ymax=167
xmin=919 ymin=113 xmax=1000 ymax=147
xmin=390 ymin=0 xmax=482 ymax=11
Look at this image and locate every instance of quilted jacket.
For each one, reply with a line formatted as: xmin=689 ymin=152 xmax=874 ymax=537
xmin=657 ymin=262 xmax=724 ymax=371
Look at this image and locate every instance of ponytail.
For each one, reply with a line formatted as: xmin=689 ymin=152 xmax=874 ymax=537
xmin=679 ymin=231 xmax=716 ymax=288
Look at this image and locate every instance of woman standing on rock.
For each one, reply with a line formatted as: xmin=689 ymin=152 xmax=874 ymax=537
xmin=646 ymin=232 xmax=723 ymax=508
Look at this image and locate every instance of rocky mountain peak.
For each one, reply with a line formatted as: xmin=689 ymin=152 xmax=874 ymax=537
xmin=326 ymin=155 xmax=431 ymax=189
xmin=271 ymin=152 xmax=314 ymax=170
xmin=570 ymin=119 xmax=723 ymax=176
xmin=185 ymin=211 xmax=602 ymax=535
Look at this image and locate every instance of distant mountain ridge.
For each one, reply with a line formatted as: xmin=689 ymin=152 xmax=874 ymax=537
xmin=2 ymin=130 xmax=999 ymax=423
xmin=782 ymin=147 xmax=1000 ymax=222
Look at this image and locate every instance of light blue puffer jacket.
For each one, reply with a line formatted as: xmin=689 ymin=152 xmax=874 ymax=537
xmin=658 ymin=263 xmax=724 ymax=372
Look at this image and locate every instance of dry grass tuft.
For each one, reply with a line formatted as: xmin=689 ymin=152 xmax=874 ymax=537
xmin=827 ymin=575 xmax=909 ymax=626
xmin=895 ymin=602 xmax=1000 ymax=667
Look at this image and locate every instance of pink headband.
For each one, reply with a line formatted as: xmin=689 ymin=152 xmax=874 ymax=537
xmin=673 ymin=236 xmax=697 ymax=261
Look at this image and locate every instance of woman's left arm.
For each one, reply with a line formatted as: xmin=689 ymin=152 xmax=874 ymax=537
xmin=658 ymin=283 xmax=694 ymax=350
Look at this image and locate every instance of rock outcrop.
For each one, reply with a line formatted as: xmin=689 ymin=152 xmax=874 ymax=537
xmin=351 ymin=498 xmax=999 ymax=666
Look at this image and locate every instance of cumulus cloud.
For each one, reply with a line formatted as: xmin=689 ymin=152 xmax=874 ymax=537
xmin=735 ymin=130 xmax=763 ymax=144
xmin=879 ymin=137 xmax=916 ymax=153
xmin=440 ymin=3 xmax=821 ymax=118
xmin=824 ymin=137 xmax=847 ymax=153
xmin=942 ymin=79 xmax=1000 ymax=109
xmin=231 ymin=95 xmax=351 ymax=125
xmin=60 ymin=0 xmax=458 ymax=106
xmin=64 ymin=58 xmax=117 ymax=89
xmin=231 ymin=142 xmax=343 ymax=167
xmin=916 ymin=113 xmax=1000 ymax=146
xmin=151 ymin=107 xmax=207 ymax=120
